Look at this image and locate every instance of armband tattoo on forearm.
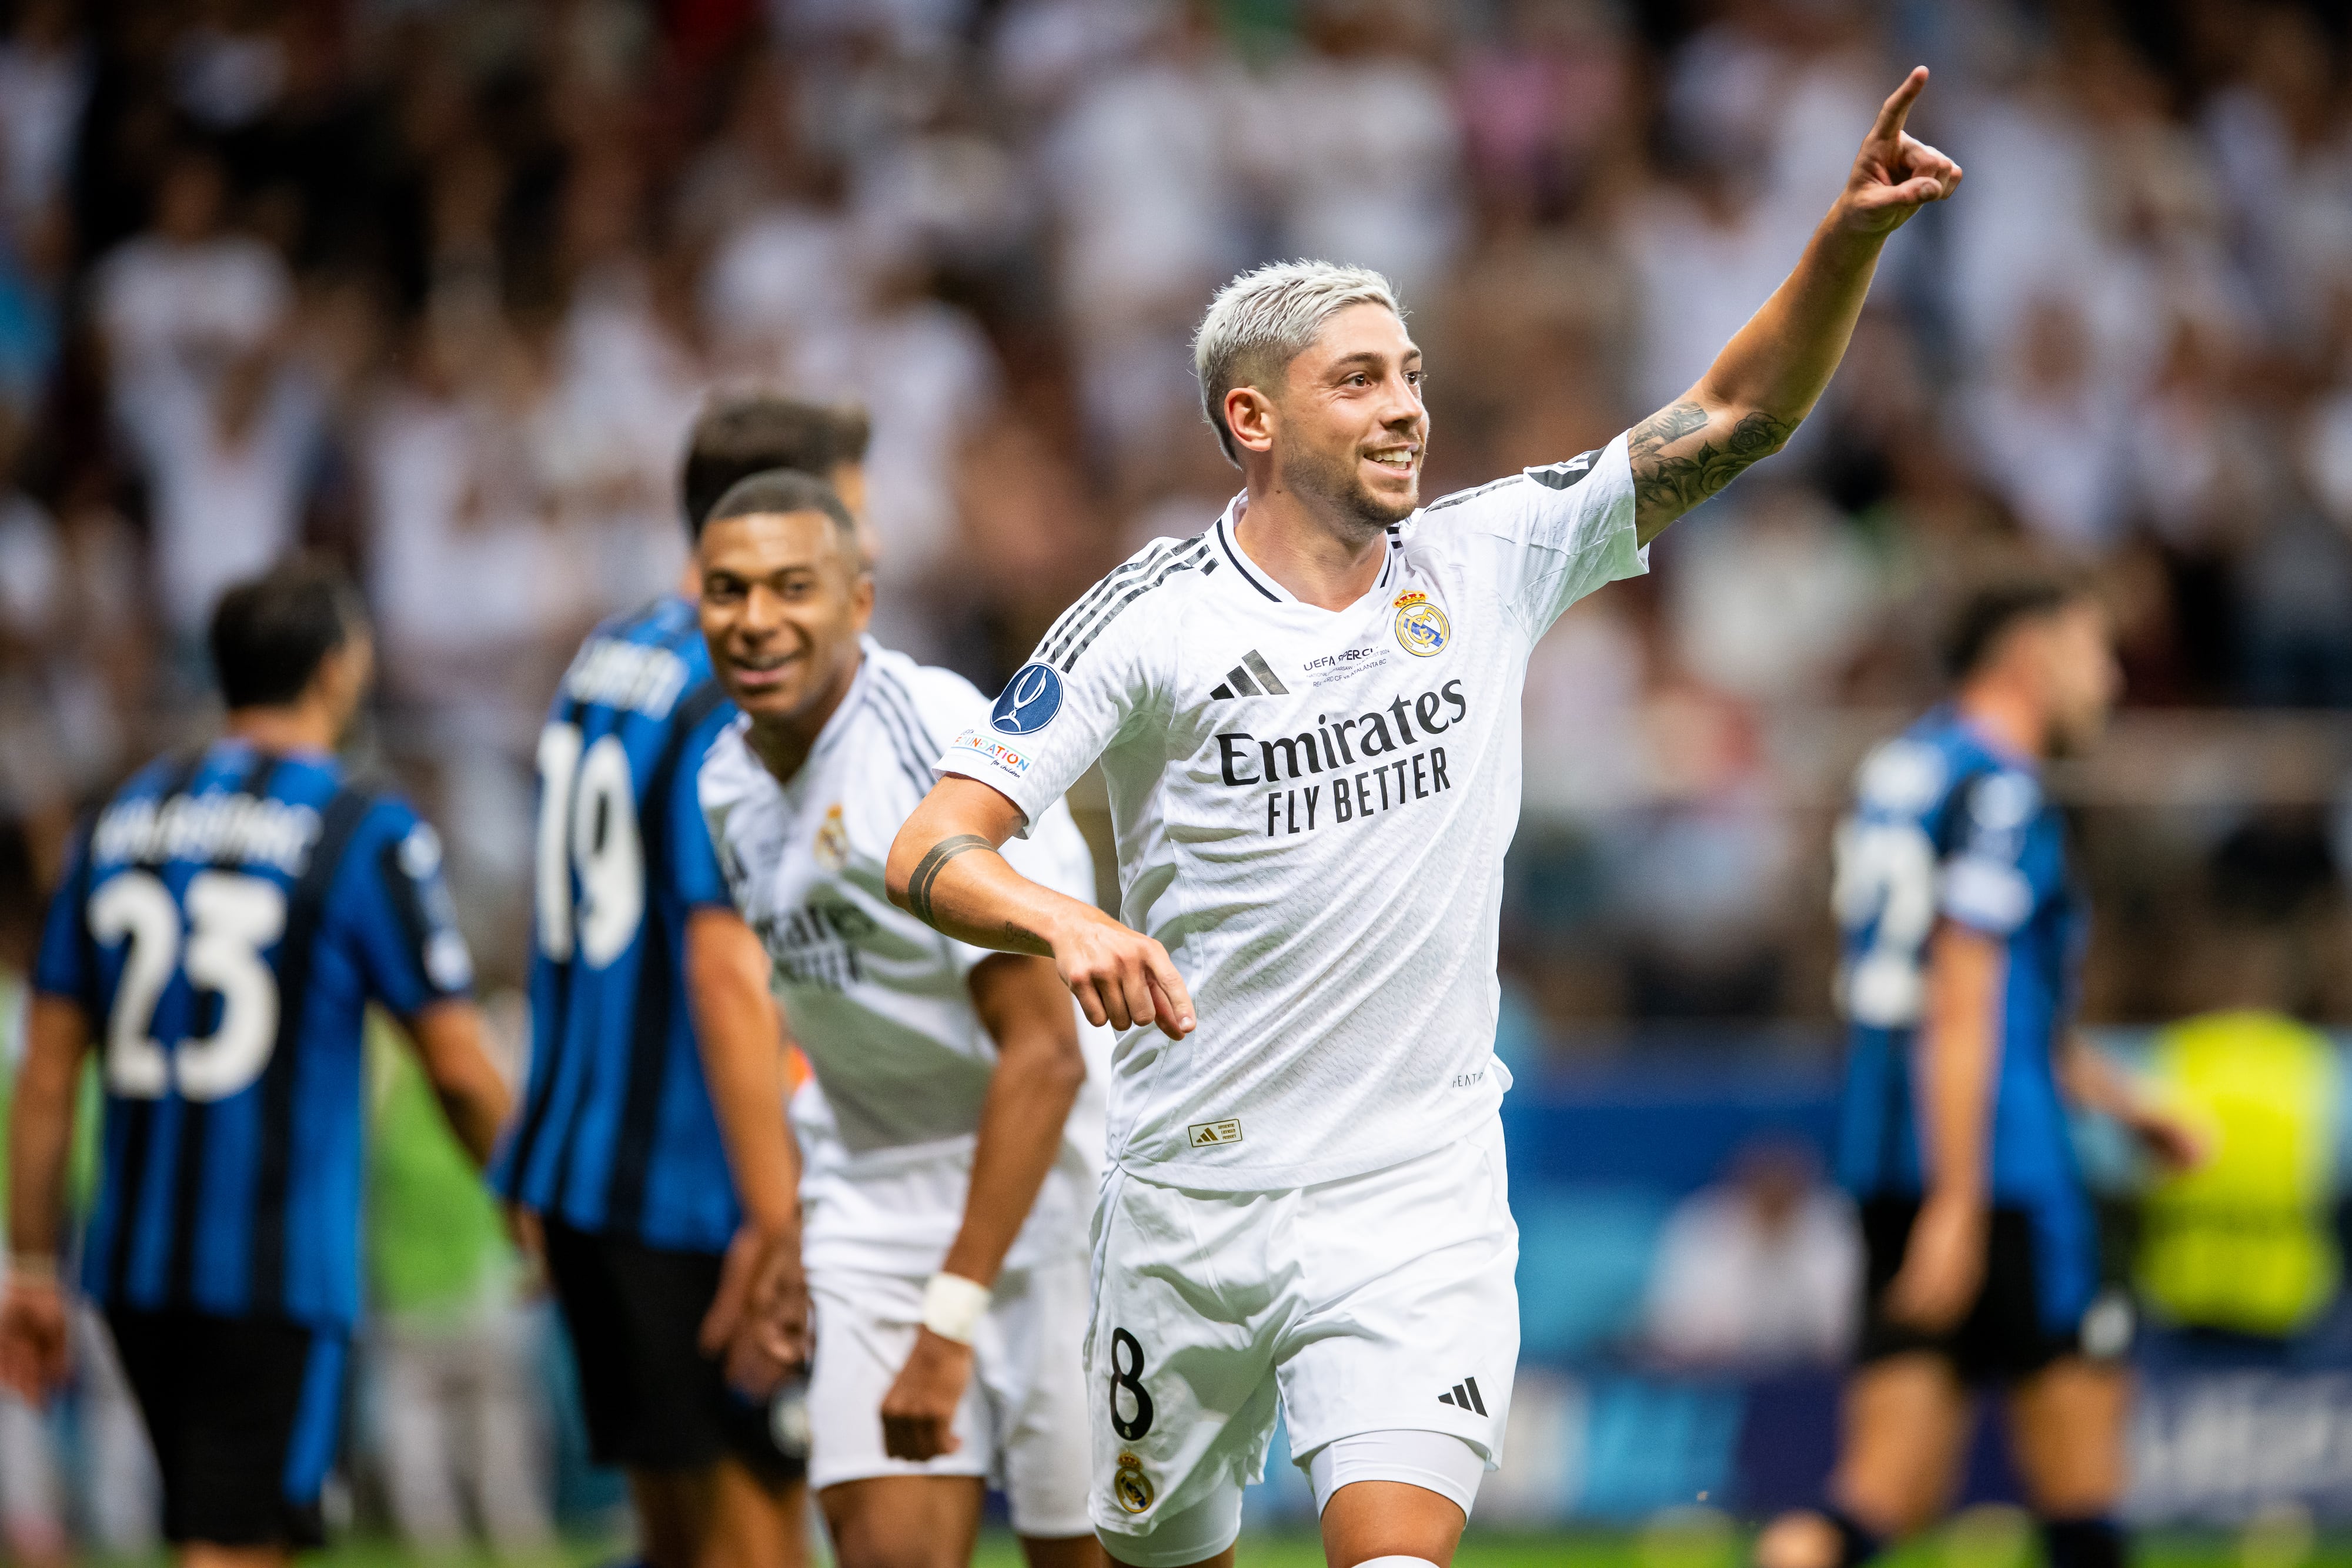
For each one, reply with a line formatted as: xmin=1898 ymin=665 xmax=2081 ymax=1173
xmin=907 ymin=834 xmax=994 ymax=930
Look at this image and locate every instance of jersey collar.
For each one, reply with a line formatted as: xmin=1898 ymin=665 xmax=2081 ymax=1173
xmin=1211 ymin=494 xmax=1405 ymax=612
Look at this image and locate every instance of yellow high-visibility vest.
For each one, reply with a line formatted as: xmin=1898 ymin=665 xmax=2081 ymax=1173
xmin=2137 ymin=1011 xmax=2338 ymax=1338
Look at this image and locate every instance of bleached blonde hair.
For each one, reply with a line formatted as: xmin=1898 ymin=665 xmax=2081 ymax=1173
xmin=1192 ymin=260 xmax=1405 ymax=467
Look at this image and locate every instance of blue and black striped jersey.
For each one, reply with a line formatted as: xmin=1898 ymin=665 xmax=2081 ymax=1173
xmin=489 ymin=596 xmax=742 ymax=1252
xmin=1830 ymin=707 xmax=2096 ymax=1325
xmin=34 ymin=739 xmax=473 ymax=1330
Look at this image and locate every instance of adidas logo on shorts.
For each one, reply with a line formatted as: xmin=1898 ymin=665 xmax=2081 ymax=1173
xmin=1208 ymin=652 xmax=1288 ymax=701
xmin=1438 ymin=1377 xmax=1487 ymax=1415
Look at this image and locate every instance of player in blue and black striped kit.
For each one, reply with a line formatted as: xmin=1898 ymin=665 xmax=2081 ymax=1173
xmin=492 ymin=394 xmax=868 ymax=1568
xmin=1760 ymin=577 xmax=2201 ymax=1568
xmin=0 ymin=560 xmax=512 ymax=1560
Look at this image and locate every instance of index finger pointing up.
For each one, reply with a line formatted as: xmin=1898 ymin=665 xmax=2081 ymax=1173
xmin=1873 ymin=66 xmax=1929 ymax=140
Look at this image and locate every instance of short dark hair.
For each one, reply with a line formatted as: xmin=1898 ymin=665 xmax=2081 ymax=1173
xmin=1944 ymin=572 xmax=2092 ymax=681
xmin=209 ymin=557 xmax=368 ymax=710
xmin=679 ymin=392 xmax=871 ymax=538
xmin=705 ymin=469 xmax=860 ymax=543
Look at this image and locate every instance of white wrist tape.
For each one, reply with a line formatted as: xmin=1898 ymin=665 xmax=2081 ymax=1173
xmin=920 ymin=1272 xmax=991 ymax=1345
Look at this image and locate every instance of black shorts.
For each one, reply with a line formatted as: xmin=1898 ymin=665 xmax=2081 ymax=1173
xmin=105 ymin=1308 xmax=346 ymax=1548
xmin=542 ymin=1218 xmax=803 ymax=1486
xmin=1856 ymin=1198 xmax=2113 ymax=1385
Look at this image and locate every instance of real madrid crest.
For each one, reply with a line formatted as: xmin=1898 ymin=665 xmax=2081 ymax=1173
xmin=814 ymin=803 xmax=850 ymax=872
xmin=1393 ymin=590 xmax=1449 ymax=658
xmin=1114 ymin=1452 xmax=1154 ymax=1513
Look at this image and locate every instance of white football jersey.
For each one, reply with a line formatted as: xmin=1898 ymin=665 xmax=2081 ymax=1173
xmin=699 ymin=638 xmax=1111 ymax=1275
xmin=938 ymin=434 xmax=1645 ymax=1191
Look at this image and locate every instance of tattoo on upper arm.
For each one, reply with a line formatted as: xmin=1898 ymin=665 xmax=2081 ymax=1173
xmin=906 ymin=834 xmax=994 ymax=930
xmin=1628 ymin=400 xmax=1795 ymax=523
xmin=1629 ymin=400 xmax=1708 ymax=454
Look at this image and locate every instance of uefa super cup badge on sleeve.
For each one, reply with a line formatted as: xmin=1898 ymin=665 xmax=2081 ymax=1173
xmin=991 ymin=664 xmax=1064 ymax=734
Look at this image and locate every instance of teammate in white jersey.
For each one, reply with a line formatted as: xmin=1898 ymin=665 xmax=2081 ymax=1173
xmin=888 ymin=70 xmax=1963 ymax=1568
xmin=691 ymin=467 xmax=1110 ymax=1568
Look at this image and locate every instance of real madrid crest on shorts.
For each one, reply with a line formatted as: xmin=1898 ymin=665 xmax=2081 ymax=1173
xmin=1114 ymin=1452 xmax=1154 ymax=1513
xmin=1393 ymin=590 xmax=1449 ymax=657
xmin=814 ymin=803 xmax=850 ymax=872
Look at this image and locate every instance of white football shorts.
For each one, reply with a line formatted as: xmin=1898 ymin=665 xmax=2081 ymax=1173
xmin=806 ymin=1252 xmax=1092 ymax=1536
xmin=1086 ymin=1115 xmax=1519 ymax=1563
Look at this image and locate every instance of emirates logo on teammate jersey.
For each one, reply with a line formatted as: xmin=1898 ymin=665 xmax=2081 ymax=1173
xmin=754 ymin=898 xmax=877 ymax=993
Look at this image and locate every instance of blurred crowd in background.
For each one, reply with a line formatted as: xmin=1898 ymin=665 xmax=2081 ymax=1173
xmin=3 ymin=0 xmax=2352 ymax=1038
xmin=4 ymin=0 xmax=2352 ymax=1548
xmin=0 ymin=0 xmax=2350 ymax=1026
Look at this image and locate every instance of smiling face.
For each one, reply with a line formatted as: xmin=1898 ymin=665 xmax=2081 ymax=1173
xmin=1225 ymin=301 xmax=1428 ymax=531
xmin=697 ymin=508 xmax=873 ymax=730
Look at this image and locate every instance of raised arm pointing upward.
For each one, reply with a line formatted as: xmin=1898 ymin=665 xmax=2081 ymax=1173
xmin=1627 ymin=66 xmax=1960 ymax=539
xmin=888 ymin=68 xmax=1961 ymax=1039
xmin=891 ymin=67 xmax=1959 ymax=1568
xmin=888 ymin=71 xmax=1960 ymax=1568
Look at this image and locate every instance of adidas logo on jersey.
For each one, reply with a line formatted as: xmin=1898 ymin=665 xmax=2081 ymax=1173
xmin=1437 ymin=1377 xmax=1488 ymax=1415
xmin=1187 ymin=1118 xmax=1242 ymax=1148
xmin=1208 ymin=651 xmax=1289 ymax=701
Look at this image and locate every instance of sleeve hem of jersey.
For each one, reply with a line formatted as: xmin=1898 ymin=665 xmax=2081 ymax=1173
xmin=1603 ymin=432 xmax=1642 ymax=563
xmin=1935 ymin=887 xmax=2029 ymax=938
xmin=1939 ymin=855 xmax=2033 ymax=935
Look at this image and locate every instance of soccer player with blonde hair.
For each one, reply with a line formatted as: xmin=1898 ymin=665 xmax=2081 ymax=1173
xmin=891 ymin=69 xmax=1963 ymax=1568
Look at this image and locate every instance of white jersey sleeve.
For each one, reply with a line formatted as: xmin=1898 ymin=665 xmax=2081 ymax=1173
xmin=937 ymin=536 xmax=1201 ymax=836
xmin=1428 ymin=430 xmax=1643 ymax=641
xmin=901 ymin=661 xmax=1102 ymax=961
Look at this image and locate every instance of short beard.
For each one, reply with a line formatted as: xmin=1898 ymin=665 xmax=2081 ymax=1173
xmin=1279 ymin=437 xmax=1415 ymax=535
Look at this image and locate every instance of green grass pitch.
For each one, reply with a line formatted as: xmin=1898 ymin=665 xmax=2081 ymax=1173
xmin=252 ymin=1523 xmax=2352 ymax=1568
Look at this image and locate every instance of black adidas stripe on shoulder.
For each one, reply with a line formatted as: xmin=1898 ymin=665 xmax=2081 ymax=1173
xmin=1421 ymin=473 xmax=1527 ymax=514
xmin=1057 ymin=539 xmax=1211 ymax=671
xmin=1037 ymin=540 xmax=1185 ymax=662
xmin=1526 ymin=447 xmax=1605 ymax=492
xmin=1042 ymin=537 xmax=1205 ymax=667
xmin=860 ymin=681 xmax=937 ymax=797
xmin=869 ymin=666 xmax=941 ymax=757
